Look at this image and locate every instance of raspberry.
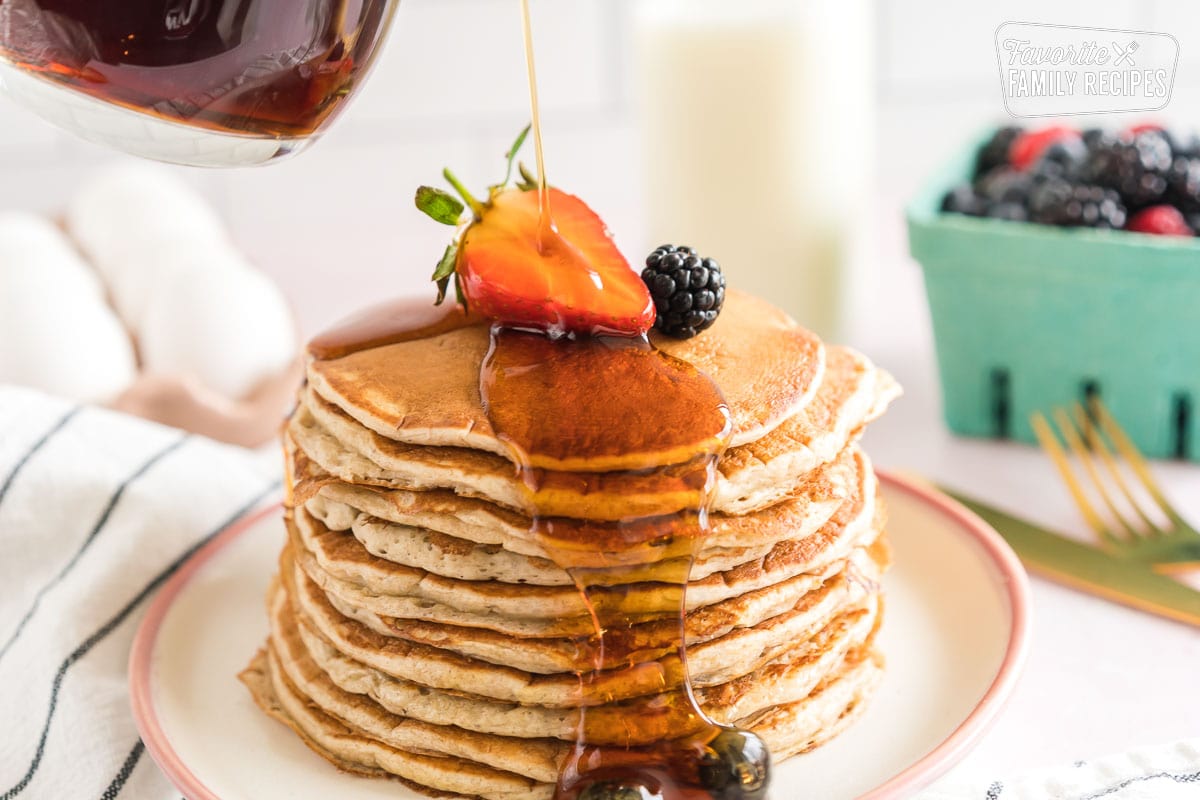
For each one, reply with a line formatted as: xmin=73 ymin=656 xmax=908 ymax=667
xmin=641 ymin=245 xmax=725 ymax=340
xmin=1126 ymin=205 xmax=1194 ymax=237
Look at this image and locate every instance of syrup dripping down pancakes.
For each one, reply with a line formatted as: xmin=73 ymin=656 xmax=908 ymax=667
xmin=242 ymin=290 xmax=899 ymax=799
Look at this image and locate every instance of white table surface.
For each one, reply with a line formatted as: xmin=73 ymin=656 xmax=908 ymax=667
xmin=850 ymin=199 xmax=1200 ymax=789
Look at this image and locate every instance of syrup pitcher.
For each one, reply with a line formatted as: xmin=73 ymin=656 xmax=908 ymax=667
xmin=0 ymin=0 xmax=399 ymax=166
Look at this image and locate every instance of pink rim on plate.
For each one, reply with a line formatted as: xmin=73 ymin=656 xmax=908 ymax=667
xmin=129 ymin=471 xmax=1032 ymax=800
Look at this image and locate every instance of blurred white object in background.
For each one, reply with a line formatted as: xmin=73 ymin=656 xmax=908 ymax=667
xmin=65 ymin=163 xmax=228 ymax=293
xmin=113 ymin=238 xmax=256 ymax=332
xmin=139 ymin=262 xmax=297 ymax=401
xmin=0 ymin=212 xmax=137 ymax=402
xmin=634 ymin=0 xmax=874 ymax=340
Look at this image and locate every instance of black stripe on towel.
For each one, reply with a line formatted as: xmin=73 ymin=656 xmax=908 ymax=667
xmin=1080 ymin=768 xmax=1200 ymax=800
xmin=99 ymin=740 xmax=143 ymax=800
xmin=0 ymin=480 xmax=279 ymax=800
xmin=0 ymin=435 xmax=189 ymax=663
xmin=0 ymin=407 xmax=80 ymax=510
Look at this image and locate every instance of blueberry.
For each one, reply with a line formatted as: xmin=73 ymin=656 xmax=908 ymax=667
xmin=940 ymin=185 xmax=986 ymax=216
xmin=975 ymin=168 xmax=1033 ymax=204
xmin=985 ymin=202 xmax=1028 ymax=222
xmin=698 ymin=728 xmax=771 ymax=800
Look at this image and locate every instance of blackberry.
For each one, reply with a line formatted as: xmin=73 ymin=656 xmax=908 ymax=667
xmin=1166 ymin=156 xmax=1200 ymax=213
xmin=641 ymin=245 xmax=725 ymax=340
xmin=1188 ymin=213 xmax=1200 ymax=237
xmin=1082 ymin=128 xmax=1109 ymax=149
xmin=986 ymin=202 xmax=1028 ymax=222
xmin=940 ymin=185 xmax=987 ymax=216
xmin=975 ymin=126 xmax=1021 ymax=178
xmin=1084 ymin=130 xmax=1173 ymax=209
xmin=1028 ymin=178 xmax=1127 ymax=229
xmin=1175 ymin=134 xmax=1200 ymax=160
xmin=974 ymin=167 xmax=1033 ymax=205
xmin=1032 ymin=139 xmax=1087 ymax=180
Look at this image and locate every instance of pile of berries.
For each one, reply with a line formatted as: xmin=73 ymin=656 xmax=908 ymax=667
xmin=942 ymin=124 xmax=1200 ymax=237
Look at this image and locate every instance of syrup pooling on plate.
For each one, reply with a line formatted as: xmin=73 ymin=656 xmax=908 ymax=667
xmin=480 ymin=326 xmax=769 ymax=800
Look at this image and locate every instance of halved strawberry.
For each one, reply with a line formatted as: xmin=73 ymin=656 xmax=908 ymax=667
xmin=456 ymin=188 xmax=654 ymax=336
xmin=414 ymin=126 xmax=654 ymax=337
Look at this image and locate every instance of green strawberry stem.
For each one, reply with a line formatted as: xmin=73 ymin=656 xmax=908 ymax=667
xmin=502 ymin=124 xmax=531 ymax=188
xmin=443 ymin=168 xmax=485 ymax=220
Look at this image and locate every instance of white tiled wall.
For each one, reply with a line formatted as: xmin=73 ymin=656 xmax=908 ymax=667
xmin=1 ymin=0 xmax=1197 ymax=334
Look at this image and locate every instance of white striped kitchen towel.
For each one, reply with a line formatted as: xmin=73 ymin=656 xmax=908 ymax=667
xmin=0 ymin=385 xmax=279 ymax=800
xmin=920 ymin=739 xmax=1200 ymax=800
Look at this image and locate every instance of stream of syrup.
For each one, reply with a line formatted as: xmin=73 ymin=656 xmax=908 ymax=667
xmin=481 ymin=328 xmax=745 ymax=800
xmin=519 ymin=0 xmax=552 ymax=239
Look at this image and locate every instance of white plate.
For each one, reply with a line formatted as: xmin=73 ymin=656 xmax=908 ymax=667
xmin=131 ymin=471 xmax=1031 ymax=800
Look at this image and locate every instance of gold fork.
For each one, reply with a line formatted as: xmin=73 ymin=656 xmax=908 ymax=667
xmin=1032 ymin=398 xmax=1200 ymax=572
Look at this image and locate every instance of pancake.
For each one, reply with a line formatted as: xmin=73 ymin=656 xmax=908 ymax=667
xmin=242 ymin=637 xmax=883 ymax=800
xmin=243 ymin=648 xmax=551 ymax=800
xmin=286 ymin=536 xmax=888 ymax=690
xmin=306 ymin=290 xmax=826 ymax=465
xmin=288 ymin=462 xmax=881 ymax=633
xmin=290 ymin=344 xmax=893 ymax=520
xmin=270 ymin=577 xmax=880 ymax=745
xmin=301 ymin=443 xmax=856 ymax=569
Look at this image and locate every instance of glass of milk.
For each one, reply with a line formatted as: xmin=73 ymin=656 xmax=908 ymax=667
xmin=633 ymin=0 xmax=874 ymax=340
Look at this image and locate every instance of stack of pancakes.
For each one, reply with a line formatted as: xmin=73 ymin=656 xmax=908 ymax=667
xmin=242 ymin=290 xmax=900 ymax=800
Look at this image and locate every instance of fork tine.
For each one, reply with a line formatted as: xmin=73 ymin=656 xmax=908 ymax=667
xmin=1070 ymin=402 xmax=1162 ymax=536
xmin=1052 ymin=407 xmax=1139 ymax=541
xmin=1031 ymin=411 xmax=1120 ymax=546
xmin=1090 ymin=398 xmax=1185 ymax=527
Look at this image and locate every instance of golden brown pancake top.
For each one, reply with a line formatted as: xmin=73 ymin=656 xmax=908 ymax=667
xmin=307 ymin=290 xmax=825 ymax=467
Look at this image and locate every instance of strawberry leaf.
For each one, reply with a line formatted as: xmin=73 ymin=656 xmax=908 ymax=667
xmin=415 ymin=186 xmax=465 ymax=225
xmin=517 ymin=162 xmax=539 ymax=192
xmin=431 ymin=242 xmax=458 ymax=305
xmin=454 ymin=274 xmax=468 ymax=311
xmin=502 ymin=124 xmax=531 ymax=187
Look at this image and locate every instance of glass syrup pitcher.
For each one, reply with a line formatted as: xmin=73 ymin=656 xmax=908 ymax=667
xmin=0 ymin=0 xmax=399 ymax=166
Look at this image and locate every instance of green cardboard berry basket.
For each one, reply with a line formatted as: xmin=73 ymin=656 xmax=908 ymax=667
xmin=906 ymin=135 xmax=1200 ymax=460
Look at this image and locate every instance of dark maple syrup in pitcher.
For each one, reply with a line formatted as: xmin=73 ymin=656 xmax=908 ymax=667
xmin=0 ymin=0 xmax=394 ymax=136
